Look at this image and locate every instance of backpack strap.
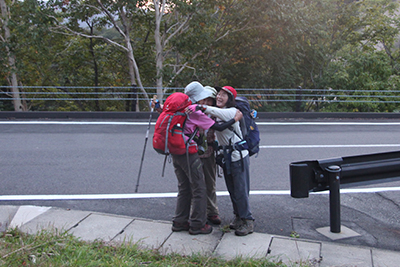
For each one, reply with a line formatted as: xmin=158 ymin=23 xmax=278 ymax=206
xmin=231 ymin=127 xmax=242 ymax=140
xmin=222 ymin=145 xmax=232 ymax=175
xmin=171 ymin=111 xmax=187 ymax=136
xmin=185 ymin=127 xmax=199 ymax=181
xmin=164 ymin=114 xmax=173 ymax=154
xmin=227 ymin=127 xmax=245 ymax=172
xmin=239 ymin=117 xmax=247 ymax=137
xmin=239 ymin=150 xmax=244 ymax=172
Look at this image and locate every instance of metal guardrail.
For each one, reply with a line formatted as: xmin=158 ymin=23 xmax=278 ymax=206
xmin=289 ymin=151 xmax=400 ymax=233
xmin=2 ymin=111 xmax=400 ymax=121
xmin=3 ymin=86 xmax=400 ymax=103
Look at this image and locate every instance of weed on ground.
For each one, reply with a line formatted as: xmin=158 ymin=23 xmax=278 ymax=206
xmin=0 ymin=228 xmax=287 ymax=266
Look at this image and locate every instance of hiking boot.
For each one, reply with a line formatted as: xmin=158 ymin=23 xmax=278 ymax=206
xmin=229 ymin=215 xmax=243 ymax=230
xmin=207 ymin=215 xmax=222 ymax=225
xmin=189 ymin=224 xmax=213 ymax=235
xmin=235 ymin=219 xmax=254 ymax=236
xmin=172 ymin=221 xmax=190 ymax=232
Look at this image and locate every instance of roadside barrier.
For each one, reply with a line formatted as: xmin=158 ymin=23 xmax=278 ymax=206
xmin=3 ymin=86 xmax=400 ymax=112
xmin=290 ymin=150 xmax=400 ymax=233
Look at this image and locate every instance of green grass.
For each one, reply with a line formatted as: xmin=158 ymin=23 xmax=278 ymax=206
xmin=0 ymin=228 xmax=286 ymax=266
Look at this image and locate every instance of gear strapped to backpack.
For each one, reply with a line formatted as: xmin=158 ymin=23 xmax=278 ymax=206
xmin=153 ymin=92 xmax=198 ymax=155
xmin=233 ymin=96 xmax=260 ymax=157
xmin=214 ymin=96 xmax=260 ymax=175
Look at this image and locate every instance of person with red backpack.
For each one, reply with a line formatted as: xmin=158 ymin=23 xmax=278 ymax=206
xmin=152 ymin=81 xmax=242 ymax=235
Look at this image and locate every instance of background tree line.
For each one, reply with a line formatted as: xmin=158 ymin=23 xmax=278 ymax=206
xmin=1 ymin=0 xmax=400 ymax=112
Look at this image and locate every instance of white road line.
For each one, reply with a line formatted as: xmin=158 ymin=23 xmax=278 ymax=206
xmin=0 ymin=121 xmax=146 ymax=125
xmin=1 ymin=187 xmax=399 ymax=201
xmin=2 ymin=121 xmax=400 ymax=126
xmin=257 ymin=122 xmax=400 ymax=126
xmin=261 ymin=144 xmax=400 ymax=148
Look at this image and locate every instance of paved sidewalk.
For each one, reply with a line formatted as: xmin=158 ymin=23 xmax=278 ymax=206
xmin=1 ymin=205 xmax=400 ymax=266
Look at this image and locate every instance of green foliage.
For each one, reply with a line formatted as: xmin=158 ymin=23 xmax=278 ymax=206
xmin=313 ymin=0 xmax=400 ymax=112
xmin=319 ymin=48 xmax=399 ymax=112
xmin=0 ymin=228 xmax=281 ymax=266
xmin=1 ymin=0 xmax=400 ymax=112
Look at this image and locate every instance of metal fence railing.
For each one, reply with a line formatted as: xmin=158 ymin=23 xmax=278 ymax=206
xmin=2 ymin=86 xmax=400 ymax=112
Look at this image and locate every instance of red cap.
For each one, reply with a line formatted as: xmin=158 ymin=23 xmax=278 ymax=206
xmin=221 ymin=86 xmax=237 ymax=99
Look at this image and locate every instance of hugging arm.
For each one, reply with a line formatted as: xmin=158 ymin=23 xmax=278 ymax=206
xmin=209 ymin=109 xmax=243 ymax=131
xmin=211 ymin=119 xmax=235 ymax=131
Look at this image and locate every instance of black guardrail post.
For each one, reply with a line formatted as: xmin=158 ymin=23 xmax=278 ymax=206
xmin=326 ymin=165 xmax=342 ymax=233
xmin=289 ymin=161 xmax=314 ymax=198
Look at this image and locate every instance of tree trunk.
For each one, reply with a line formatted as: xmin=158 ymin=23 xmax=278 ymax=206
xmin=9 ymin=63 xmax=22 ymax=111
xmin=154 ymin=0 xmax=164 ymax=103
xmin=119 ymin=6 xmax=148 ymax=111
xmin=126 ymin=41 xmax=148 ymax=111
xmin=89 ymin=24 xmax=100 ymax=111
xmin=126 ymin=45 xmax=137 ymax=109
xmin=1 ymin=0 xmax=23 ymax=111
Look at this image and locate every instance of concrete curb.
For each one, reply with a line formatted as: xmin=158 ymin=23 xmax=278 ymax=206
xmin=1 ymin=205 xmax=400 ymax=266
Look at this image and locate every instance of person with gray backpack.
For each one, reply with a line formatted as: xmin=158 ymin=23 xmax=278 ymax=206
xmin=198 ymin=86 xmax=222 ymax=225
xmin=196 ymin=86 xmax=255 ymax=236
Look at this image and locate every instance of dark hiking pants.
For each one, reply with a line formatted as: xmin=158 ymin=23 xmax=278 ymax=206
xmin=172 ymin=153 xmax=207 ymax=228
xmin=223 ymin=155 xmax=254 ymax=220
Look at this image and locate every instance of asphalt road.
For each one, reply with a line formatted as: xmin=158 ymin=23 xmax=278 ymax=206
xmin=1 ymin=119 xmax=400 ymax=251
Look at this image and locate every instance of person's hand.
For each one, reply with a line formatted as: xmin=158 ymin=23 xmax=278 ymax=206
xmin=150 ymin=95 xmax=159 ymax=109
xmin=212 ymin=140 xmax=219 ymax=150
xmin=150 ymin=95 xmax=163 ymax=113
xmin=195 ymin=104 xmax=207 ymax=112
xmin=185 ymin=105 xmax=195 ymax=114
xmin=234 ymin=109 xmax=243 ymax=122
xmin=150 ymin=99 xmax=156 ymax=109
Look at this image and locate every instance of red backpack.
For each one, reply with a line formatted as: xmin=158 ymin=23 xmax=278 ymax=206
xmin=153 ymin=92 xmax=198 ymax=155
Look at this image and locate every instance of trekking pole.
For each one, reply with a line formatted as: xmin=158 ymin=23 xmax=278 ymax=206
xmin=135 ymin=95 xmax=158 ymax=193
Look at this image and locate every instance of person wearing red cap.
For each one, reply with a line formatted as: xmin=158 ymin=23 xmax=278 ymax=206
xmin=196 ymin=85 xmax=255 ymax=236
xmin=219 ymin=86 xmax=237 ymax=98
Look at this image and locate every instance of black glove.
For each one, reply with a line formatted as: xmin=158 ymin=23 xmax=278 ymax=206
xmin=212 ymin=140 xmax=219 ymax=150
xmin=195 ymin=104 xmax=207 ymax=112
xmin=193 ymin=134 xmax=204 ymax=146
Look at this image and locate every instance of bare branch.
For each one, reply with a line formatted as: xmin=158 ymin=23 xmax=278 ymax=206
xmin=119 ymin=6 xmax=130 ymax=37
xmin=82 ymin=3 xmax=103 ymax=14
xmin=164 ymin=14 xmax=192 ymax=46
xmin=215 ymin=30 xmax=230 ymax=42
xmin=96 ymin=0 xmax=126 ymax=38
xmin=382 ymin=39 xmax=400 ymax=71
xmin=167 ymin=49 xmax=205 ymax=88
xmin=53 ymin=38 xmax=75 ymax=57
xmin=166 ymin=20 xmax=258 ymax=86
xmin=160 ymin=0 xmax=166 ymax=18
xmin=163 ymin=46 xmax=173 ymax=59
xmin=50 ymin=26 xmax=129 ymax=52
